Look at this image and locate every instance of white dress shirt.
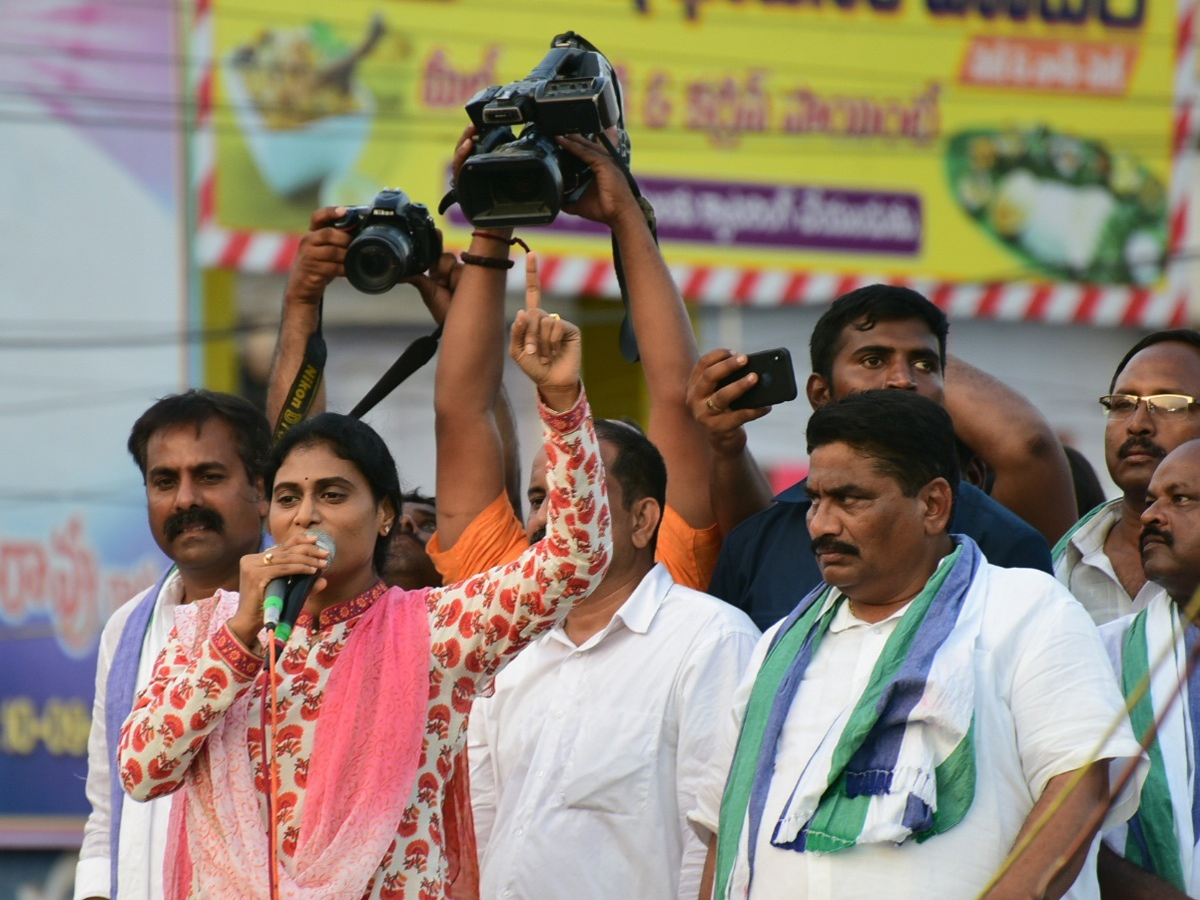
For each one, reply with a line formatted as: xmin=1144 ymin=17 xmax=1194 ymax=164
xmin=469 ymin=563 xmax=760 ymax=900
xmin=75 ymin=571 xmax=183 ymax=900
xmin=1055 ymin=499 xmax=1165 ymax=626
xmin=691 ymin=564 xmax=1145 ymax=900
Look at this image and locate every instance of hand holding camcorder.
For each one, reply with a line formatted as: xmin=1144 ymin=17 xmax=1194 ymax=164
xmin=451 ymin=32 xmax=626 ymax=228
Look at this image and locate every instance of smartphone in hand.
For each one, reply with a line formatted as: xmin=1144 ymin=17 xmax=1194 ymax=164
xmin=715 ymin=348 xmax=798 ymax=410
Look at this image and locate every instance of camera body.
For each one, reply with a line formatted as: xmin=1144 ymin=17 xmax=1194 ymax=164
xmin=457 ymin=34 xmax=622 ymax=228
xmin=334 ymin=189 xmax=442 ymax=294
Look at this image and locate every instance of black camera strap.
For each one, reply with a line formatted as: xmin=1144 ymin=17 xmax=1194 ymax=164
xmin=272 ymin=301 xmax=328 ymax=441
xmin=271 ymin=296 xmax=444 ymax=437
xmin=347 ymin=325 xmax=443 ymax=420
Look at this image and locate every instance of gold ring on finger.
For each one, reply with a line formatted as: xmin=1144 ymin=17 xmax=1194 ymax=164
xmin=706 ymin=398 xmax=724 ymax=413
xmin=548 ymin=313 xmax=560 ymax=320
xmin=262 ymin=552 xmax=275 ymax=565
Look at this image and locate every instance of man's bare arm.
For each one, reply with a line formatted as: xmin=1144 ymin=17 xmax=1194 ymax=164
xmin=1097 ymin=843 xmax=1191 ymax=900
xmin=557 ymin=135 xmax=716 ymax=530
xmin=266 ymin=207 xmax=348 ymax=427
xmin=495 ymin=383 xmax=524 ymax=521
xmin=982 ymin=763 xmax=1109 ymax=900
xmin=944 ymin=355 xmax=1077 ymax=544
xmin=698 ymin=833 xmax=717 ymax=900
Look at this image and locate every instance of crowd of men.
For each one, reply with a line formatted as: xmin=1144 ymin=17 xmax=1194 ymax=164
xmin=72 ymin=128 xmax=1200 ymax=900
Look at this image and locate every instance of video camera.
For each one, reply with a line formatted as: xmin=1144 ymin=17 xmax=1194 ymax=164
xmin=333 ymin=189 xmax=442 ymax=294
xmin=454 ymin=32 xmax=624 ymax=228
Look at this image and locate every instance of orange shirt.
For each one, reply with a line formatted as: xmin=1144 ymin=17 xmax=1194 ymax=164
xmin=428 ymin=492 xmax=721 ymax=591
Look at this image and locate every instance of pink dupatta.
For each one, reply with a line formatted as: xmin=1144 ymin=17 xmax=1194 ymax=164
xmin=165 ymin=585 xmax=431 ymax=900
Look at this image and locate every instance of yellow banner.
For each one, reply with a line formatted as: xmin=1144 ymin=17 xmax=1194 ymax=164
xmin=212 ymin=0 xmax=1178 ymax=287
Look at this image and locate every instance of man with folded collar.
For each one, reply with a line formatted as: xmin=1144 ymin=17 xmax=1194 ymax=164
xmin=1098 ymin=439 xmax=1200 ymax=899
xmin=75 ymin=391 xmax=269 ymax=900
xmin=1055 ymin=330 xmax=1200 ymax=625
xmin=691 ymin=390 xmax=1142 ymax=900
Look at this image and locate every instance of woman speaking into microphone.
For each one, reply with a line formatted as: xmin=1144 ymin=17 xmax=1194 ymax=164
xmin=117 ymin=289 xmax=611 ymax=900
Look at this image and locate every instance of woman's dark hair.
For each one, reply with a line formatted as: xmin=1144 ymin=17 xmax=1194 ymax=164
xmin=1063 ymin=445 xmax=1108 ymax=516
xmin=266 ymin=413 xmax=401 ymax=575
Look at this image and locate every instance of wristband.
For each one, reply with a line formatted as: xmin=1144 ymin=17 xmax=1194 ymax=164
xmin=470 ymin=231 xmax=531 ymax=253
xmin=461 ymin=252 xmax=514 ymax=269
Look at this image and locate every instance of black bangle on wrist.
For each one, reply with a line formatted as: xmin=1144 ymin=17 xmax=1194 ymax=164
xmin=461 ymin=252 xmax=514 ymax=270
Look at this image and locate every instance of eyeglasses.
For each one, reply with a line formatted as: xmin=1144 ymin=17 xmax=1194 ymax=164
xmin=1098 ymin=393 xmax=1198 ymax=418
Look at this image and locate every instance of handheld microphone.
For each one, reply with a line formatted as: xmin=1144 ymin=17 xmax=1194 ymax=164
xmin=263 ymin=529 xmax=336 ymax=643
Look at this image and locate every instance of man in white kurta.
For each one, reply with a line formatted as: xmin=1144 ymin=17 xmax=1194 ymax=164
xmin=692 ymin=565 xmax=1141 ymax=900
xmin=74 ymin=392 xmax=269 ymax=900
xmin=468 ymin=423 xmax=760 ymax=900
xmin=691 ymin=389 xmax=1143 ymax=900
xmin=76 ymin=573 xmax=184 ymax=900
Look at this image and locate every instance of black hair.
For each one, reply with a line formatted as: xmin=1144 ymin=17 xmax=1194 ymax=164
xmin=1109 ymin=329 xmax=1200 ymax=393
xmin=128 ymin=390 xmax=270 ymax=484
xmin=265 ymin=413 xmax=401 ymax=576
xmin=594 ymin=418 xmax=667 ymax=552
xmin=401 ymin=490 xmax=436 ymax=508
xmin=1063 ymin=445 xmax=1108 ymax=516
xmin=809 ymin=284 xmax=949 ymax=382
xmin=806 ymin=389 xmax=959 ymax=517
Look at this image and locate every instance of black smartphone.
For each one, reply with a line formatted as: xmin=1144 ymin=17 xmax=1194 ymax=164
xmin=715 ymin=347 xmax=798 ymax=410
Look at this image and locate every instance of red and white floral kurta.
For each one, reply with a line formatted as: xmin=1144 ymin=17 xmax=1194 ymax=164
xmin=118 ymin=395 xmax=610 ymax=899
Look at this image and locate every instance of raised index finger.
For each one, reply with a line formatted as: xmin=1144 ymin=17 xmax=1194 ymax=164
xmin=525 ymin=251 xmax=541 ymax=311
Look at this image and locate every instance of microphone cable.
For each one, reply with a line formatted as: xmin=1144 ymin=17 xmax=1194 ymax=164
xmin=265 ymin=631 xmax=284 ymax=900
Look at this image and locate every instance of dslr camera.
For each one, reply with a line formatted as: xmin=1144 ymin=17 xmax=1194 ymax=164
xmin=456 ymin=32 xmax=623 ymax=228
xmin=333 ymin=190 xmax=442 ymax=294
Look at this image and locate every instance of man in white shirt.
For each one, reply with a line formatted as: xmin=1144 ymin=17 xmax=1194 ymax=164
xmin=74 ymin=391 xmax=269 ymax=900
xmin=692 ymin=389 xmax=1143 ymax=900
xmin=1098 ymin=439 xmax=1200 ymax=899
xmin=1055 ymin=329 xmax=1200 ymax=625
xmin=468 ymin=419 xmax=760 ymax=900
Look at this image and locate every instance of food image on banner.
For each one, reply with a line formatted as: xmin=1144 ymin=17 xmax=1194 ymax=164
xmin=204 ymin=0 xmax=1192 ymax=319
xmin=947 ymin=126 xmax=1167 ymax=285
xmin=226 ymin=16 xmax=383 ymax=198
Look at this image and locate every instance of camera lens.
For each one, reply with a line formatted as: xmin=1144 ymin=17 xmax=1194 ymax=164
xmin=358 ymin=245 xmax=391 ymax=280
xmin=507 ymin=175 xmax=540 ymax=202
xmin=345 ymin=226 xmax=415 ymax=294
xmin=458 ymin=145 xmax=564 ymax=228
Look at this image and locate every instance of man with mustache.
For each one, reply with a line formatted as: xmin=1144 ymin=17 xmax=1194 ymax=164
xmin=75 ymin=391 xmax=269 ymax=900
xmin=1055 ymin=330 xmax=1200 ymax=625
xmin=692 ymin=390 xmax=1141 ymax=900
xmin=1096 ymin=439 xmax=1200 ymax=898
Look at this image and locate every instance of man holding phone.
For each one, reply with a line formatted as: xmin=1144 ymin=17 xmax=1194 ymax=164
xmin=697 ymin=284 xmax=1068 ymax=630
xmin=713 ymin=348 xmax=799 ymax=412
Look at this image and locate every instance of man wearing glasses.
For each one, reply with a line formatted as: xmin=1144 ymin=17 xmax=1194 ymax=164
xmin=1055 ymin=329 xmax=1200 ymax=625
